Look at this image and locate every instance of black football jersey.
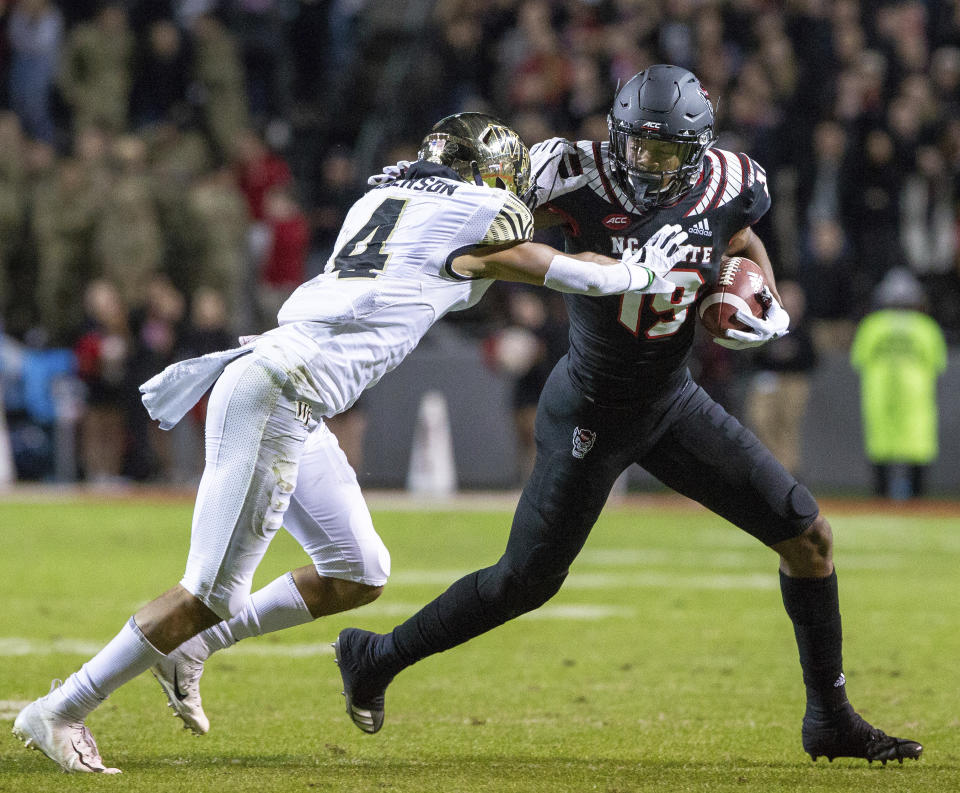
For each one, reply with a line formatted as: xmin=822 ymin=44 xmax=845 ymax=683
xmin=528 ymin=138 xmax=771 ymax=404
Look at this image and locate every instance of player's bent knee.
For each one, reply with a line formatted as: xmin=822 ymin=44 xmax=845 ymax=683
xmin=774 ymin=514 xmax=834 ymax=577
xmin=802 ymin=514 xmax=834 ymax=562
xmin=291 ymin=563 xmax=384 ymax=617
xmin=325 ymin=578 xmax=383 ymax=610
xmin=318 ymin=579 xmax=384 ymax=617
xmin=309 ymin=536 xmax=390 ymax=588
xmin=301 ymin=507 xmax=391 ymax=587
xmin=481 ymin=561 xmax=568 ymax=620
xmin=358 ymin=535 xmax=391 ymax=586
xmin=521 ymin=572 xmax=567 ymax=612
xmin=193 ymin=588 xmax=245 ymax=622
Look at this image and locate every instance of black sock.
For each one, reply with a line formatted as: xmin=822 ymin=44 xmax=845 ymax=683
xmin=374 ymin=568 xmax=505 ymax=676
xmin=779 ymin=569 xmax=848 ymax=717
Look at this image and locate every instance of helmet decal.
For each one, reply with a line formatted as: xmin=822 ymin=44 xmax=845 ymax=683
xmin=425 ymin=136 xmax=449 ymax=159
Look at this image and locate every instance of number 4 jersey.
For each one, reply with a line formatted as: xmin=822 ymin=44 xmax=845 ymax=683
xmin=527 ymin=137 xmax=770 ymax=405
xmin=273 ymin=161 xmax=534 ymax=414
xmin=142 ymin=162 xmax=533 ymax=429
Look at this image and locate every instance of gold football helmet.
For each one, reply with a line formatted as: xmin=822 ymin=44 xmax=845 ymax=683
xmin=417 ymin=112 xmax=531 ymax=197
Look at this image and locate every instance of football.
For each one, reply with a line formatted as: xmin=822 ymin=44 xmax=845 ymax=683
xmin=697 ymin=256 xmax=770 ymax=338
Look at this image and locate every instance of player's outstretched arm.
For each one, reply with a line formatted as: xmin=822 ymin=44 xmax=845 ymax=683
xmin=452 ymin=224 xmax=687 ymax=297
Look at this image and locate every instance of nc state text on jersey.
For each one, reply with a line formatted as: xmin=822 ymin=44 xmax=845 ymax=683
xmin=610 ymin=237 xmax=712 ymax=264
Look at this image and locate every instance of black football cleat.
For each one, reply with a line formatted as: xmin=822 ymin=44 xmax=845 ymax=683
xmin=802 ymin=703 xmax=923 ymax=765
xmin=333 ymin=628 xmax=393 ymax=734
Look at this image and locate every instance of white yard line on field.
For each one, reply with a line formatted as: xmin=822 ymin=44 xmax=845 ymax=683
xmin=0 ymin=601 xmax=635 ymax=661
xmin=0 ymin=637 xmax=337 ymax=659
xmin=0 ymin=699 xmax=31 ymax=719
xmin=0 ymin=567 xmax=786 ymax=662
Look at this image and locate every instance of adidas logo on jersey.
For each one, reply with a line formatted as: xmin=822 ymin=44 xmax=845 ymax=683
xmin=687 ymin=218 xmax=711 ymax=236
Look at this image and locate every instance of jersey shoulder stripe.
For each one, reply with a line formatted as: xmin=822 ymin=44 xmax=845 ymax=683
xmin=482 ymin=191 xmax=534 ymax=244
xmin=686 ymin=148 xmax=758 ymax=217
xmin=687 ymin=150 xmax=723 ymax=216
xmin=717 ymin=149 xmax=744 ymax=205
xmin=738 ymin=152 xmax=753 ymax=188
xmin=707 ymin=149 xmax=728 ymax=211
xmin=590 ymin=141 xmax=631 ymax=212
xmin=579 ymin=141 xmax=646 ymax=213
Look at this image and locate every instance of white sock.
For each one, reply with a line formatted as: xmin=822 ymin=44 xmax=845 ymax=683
xmin=177 ymin=572 xmax=313 ymax=662
xmin=48 ymin=618 xmax=164 ymax=722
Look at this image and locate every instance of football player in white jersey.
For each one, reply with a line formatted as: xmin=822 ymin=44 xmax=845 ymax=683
xmin=12 ymin=112 xmax=691 ymax=773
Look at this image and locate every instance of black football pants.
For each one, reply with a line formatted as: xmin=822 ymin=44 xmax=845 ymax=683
xmin=386 ymin=358 xmax=819 ymax=666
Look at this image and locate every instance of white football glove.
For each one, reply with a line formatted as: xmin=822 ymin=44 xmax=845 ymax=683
xmin=523 ymin=138 xmax=589 ymax=209
xmin=713 ymin=286 xmax=791 ymax=349
xmin=619 ymin=224 xmax=689 ymax=294
xmin=367 ymin=160 xmax=412 ymax=186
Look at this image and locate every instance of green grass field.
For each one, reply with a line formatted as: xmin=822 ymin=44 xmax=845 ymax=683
xmin=0 ymin=493 xmax=957 ymax=792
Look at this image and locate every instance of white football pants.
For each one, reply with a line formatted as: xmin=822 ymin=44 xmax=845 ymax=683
xmin=180 ymin=353 xmax=390 ymax=619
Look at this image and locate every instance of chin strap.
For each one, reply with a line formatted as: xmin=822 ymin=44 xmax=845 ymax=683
xmin=470 ymin=161 xmax=484 ymax=187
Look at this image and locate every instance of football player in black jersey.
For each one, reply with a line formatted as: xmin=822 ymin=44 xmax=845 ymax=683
xmin=336 ymin=66 xmax=922 ymax=764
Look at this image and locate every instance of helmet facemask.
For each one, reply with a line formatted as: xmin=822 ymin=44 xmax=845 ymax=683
xmin=417 ymin=114 xmax=531 ymax=197
xmin=608 ymin=119 xmax=714 ymax=211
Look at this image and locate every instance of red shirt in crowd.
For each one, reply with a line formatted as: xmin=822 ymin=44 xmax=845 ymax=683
xmin=236 ymin=152 xmax=291 ymax=221
xmin=262 ymin=213 xmax=309 ymax=288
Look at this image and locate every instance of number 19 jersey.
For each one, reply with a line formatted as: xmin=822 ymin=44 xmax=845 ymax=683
xmin=527 ymin=138 xmax=770 ymax=405
xmin=272 ymin=162 xmax=533 ymax=415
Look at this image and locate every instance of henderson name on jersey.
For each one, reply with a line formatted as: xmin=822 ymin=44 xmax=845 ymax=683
xmin=526 ymin=137 xmax=770 ymax=403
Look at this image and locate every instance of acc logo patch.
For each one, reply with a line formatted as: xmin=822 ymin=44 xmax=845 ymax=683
xmin=572 ymin=427 xmax=597 ymax=459
xmin=602 ymin=214 xmax=630 ymax=229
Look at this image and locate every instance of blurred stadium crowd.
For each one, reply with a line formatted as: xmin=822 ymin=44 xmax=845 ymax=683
xmin=0 ymin=0 xmax=957 ymax=487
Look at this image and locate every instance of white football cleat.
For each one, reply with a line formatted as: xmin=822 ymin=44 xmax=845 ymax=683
xmin=12 ymin=684 xmax=121 ymax=774
xmin=151 ymin=651 xmax=209 ymax=735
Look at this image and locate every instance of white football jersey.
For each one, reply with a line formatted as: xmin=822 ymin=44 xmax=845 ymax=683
xmin=265 ymin=170 xmax=534 ymax=415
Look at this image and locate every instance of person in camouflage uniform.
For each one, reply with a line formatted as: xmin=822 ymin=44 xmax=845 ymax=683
xmin=58 ymin=3 xmax=134 ymax=134
xmin=190 ymin=14 xmax=249 ymax=160
xmin=183 ymin=167 xmax=249 ymax=330
xmin=92 ymin=135 xmax=164 ymax=311
xmin=144 ymin=122 xmax=215 ymax=297
xmin=31 ymin=156 xmax=105 ymax=342
xmin=0 ymin=113 xmax=28 ymax=320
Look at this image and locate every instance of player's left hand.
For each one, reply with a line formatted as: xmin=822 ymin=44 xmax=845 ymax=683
xmin=367 ymin=160 xmax=412 ymax=186
xmin=714 ymin=287 xmax=790 ymax=349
